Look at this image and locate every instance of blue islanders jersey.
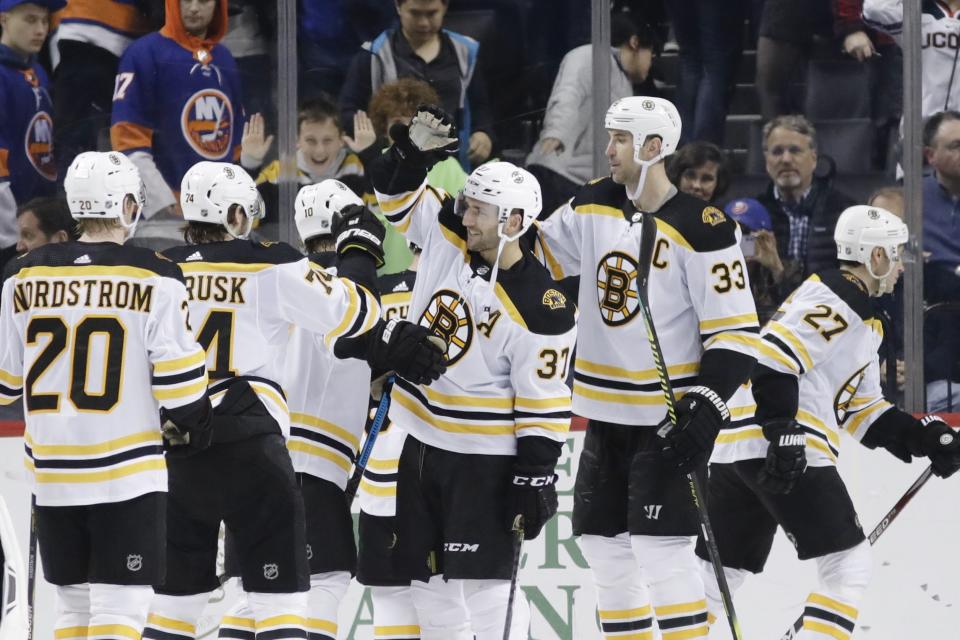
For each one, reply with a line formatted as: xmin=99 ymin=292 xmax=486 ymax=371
xmin=0 ymin=52 xmax=56 ymax=204
xmin=110 ymin=33 xmax=243 ymax=192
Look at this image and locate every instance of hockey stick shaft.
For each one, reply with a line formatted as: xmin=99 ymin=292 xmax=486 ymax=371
xmin=634 ymin=213 xmax=743 ymax=640
xmin=779 ymin=464 xmax=935 ymax=640
xmin=27 ymin=493 xmax=37 ymax=640
xmin=502 ymin=515 xmax=524 ymax=640
xmin=345 ymin=375 xmax=395 ymax=504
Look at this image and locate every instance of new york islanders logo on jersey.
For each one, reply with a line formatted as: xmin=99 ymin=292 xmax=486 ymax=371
xmin=181 ymin=89 xmax=233 ymax=159
xmin=419 ymin=288 xmax=472 ymax=365
xmin=24 ymin=111 xmax=56 ymax=181
xmin=596 ymin=251 xmax=639 ymax=326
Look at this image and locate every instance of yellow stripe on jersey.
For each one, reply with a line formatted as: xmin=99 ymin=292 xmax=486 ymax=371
xmin=514 ymin=395 xmax=571 ymax=410
xmin=393 ymin=388 xmax=515 ymax=435
xmin=359 ymin=479 xmax=397 ymax=497
xmin=153 ymin=378 xmax=208 ymax=401
xmin=287 ymin=441 xmax=352 ymax=472
xmin=34 ymin=458 xmax=166 ymax=484
xmin=865 ymin=318 xmax=884 ymax=337
xmin=250 ymin=382 xmax=289 ymax=417
xmin=153 ymin=350 xmax=206 ymax=374
xmin=806 ymin=436 xmax=838 ymax=462
xmin=576 ymin=358 xmax=699 ymax=382
xmin=574 ymin=203 xmax=622 ymax=218
xmin=533 ymin=227 xmax=566 ymax=280
xmin=0 ymin=368 xmax=23 ymax=386
xmin=703 ymin=332 xmax=760 ymax=352
xmin=13 ymin=265 xmax=160 ymax=280
xmin=715 ymin=426 xmax=763 ymax=443
xmin=573 ymin=382 xmax=676 ymax=405
xmin=291 ymin=413 xmax=361 ymax=448
xmin=699 ymin=313 xmax=759 ymax=332
xmin=324 ymin=283 xmax=361 ymax=344
xmin=366 ymin=458 xmax=399 ymax=471
xmin=843 ymin=400 xmax=892 ymax=436
xmin=654 ymin=219 xmax=694 ymax=251
xmin=766 ymin=322 xmax=814 ymax=371
xmin=178 ymin=262 xmax=273 ymax=274
xmin=494 ymin=283 xmax=527 ymax=330
xmin=379 ymin=187 xmax=422 ymax=214
xmin=419 ymin=385 xmax=513 ymax=409
xmin=26 ymin=430 xmax=160 ymax=456
xmin=439 ymin=224 xmax=468 ymax=255
xmin=796 ymin=410 xmax=840 ymax=447
xmin=515 ymin=419 xmax=570 ymax=433
xmin=757 ymin=339 xmax=801 ymax=374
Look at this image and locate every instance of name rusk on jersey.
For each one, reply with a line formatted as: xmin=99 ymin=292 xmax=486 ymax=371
xmin=183 ymin=274 xmax=246 ymax=303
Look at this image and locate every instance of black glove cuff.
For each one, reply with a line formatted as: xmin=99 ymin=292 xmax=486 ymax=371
xmin=761 ymin=418 xmax=800 ymax=443
xmin=516 ymin=435 xmax=563 ymax=468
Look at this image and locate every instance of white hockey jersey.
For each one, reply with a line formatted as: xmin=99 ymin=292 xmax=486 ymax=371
xmin=534 ymin=178 xmax=760 ymax=426
xmin=712 ymin=271 xmax=893 ymax=467
xmin=0 ymin=242 xmax=208 ymax=507
xmin=375 ymin=183 xmax=577 ymax=456
xmin=163 ymin=240 xmax=379 ymax=438
xmin=863 ymin=0 xmax=960 ymax=116
xmin=358 ymin=269 xmax=416 ymax=517
xmin=284 ymin=254 xmax=371 ymax=489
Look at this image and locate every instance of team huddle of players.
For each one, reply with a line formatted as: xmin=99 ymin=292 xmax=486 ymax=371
xmin=1 ymin=95 xmax=959 ymax=640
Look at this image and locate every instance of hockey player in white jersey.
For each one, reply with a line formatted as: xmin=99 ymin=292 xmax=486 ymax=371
xmin=0 ymin=151 xmax=212 ymax=638
xmin=701 ymin=205 xmax=960 ymax=638
xmin=368 ymin=106 xmax=578 ymax=639
xmin=532 ymin=96 xmax=759 ymax=639
xmin=145 ymin=162 xmax=445 ymax=640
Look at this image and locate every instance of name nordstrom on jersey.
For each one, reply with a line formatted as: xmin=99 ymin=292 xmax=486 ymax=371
xmin=184 ymin=274 xmax=246 ymax=304
xmin=13 ymin=278 xmax=153 ymax=313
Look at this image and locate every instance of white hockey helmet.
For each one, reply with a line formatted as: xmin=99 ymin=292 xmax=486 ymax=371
xmin=64 ymin=151 xmax=145 ymax=230
xmin=294 ymin=179 xmax=363 ymax=244
xmin=605 ymin=96 xmax=682 ymax=163
xmin=834 ymin=204 xmax=909 ymax=282
xmin=457 ymin=161 xmax=542 ymax=241
xmin=180 ymin=161 xmax=263 ymax=239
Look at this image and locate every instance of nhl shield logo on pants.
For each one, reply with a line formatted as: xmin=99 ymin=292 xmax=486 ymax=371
xmin=126 ymin=554 xmax=143 ymax=572
xmin=263 ymin=563 xmax=279 ymax=580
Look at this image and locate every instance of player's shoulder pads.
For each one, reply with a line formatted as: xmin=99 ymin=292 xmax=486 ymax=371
xmin=655 ymin=191 xmax=739 ymax=252
xmin=496 ymin=254 xmax=577 ymax=336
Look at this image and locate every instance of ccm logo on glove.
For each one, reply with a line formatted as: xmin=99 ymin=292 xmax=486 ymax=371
xmin=512 ymin=474 xmax=557 ymax=487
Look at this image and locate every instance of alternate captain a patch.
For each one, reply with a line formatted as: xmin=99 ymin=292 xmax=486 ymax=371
xmin=702 ymin=206 xmax=726 ymax=226
xmin=420 ymin=289 xmax=473 ymax=365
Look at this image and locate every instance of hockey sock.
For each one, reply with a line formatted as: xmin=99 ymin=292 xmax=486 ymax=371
xmin=799 ymin=540 xmax=870 ymax=640
xmin=144 ymin=592 xmax=212 ymax=640
xmin=87 ymin=583 xmax=153 ymax=639
xmin=462 ymin=578 xmax=530 ymax=640
xmin=630 ymin=535 xmax=709 ymax=640
xmin=304 ymin=571 xmax=351 ymax=640
xmin=55 ymin=584 xmax=91 ymax=640
xmin=218 ymin=590 xmax=254 ymax=639
xmin=247 ymin=591 xmax=308 ymax=639
xmin=579 ymin=533 xmax=653 ymax=639
xmin=371 ymin=586 xmax=421 ymax=639
xmin=696 ymin=557 xmax=749 ymax=627
xmin=797 ymin=593 xmax=860 ymax=640
xmin=409 ymin=575 xmax=472 ymax=640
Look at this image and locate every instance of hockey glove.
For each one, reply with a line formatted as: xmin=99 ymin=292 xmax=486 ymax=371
xmin=160 ymin=401 xmax=213 ymax=459
xmin=367 ymin=319 xmax=447 ymax=385
xmin=756 ymin=418 xmax=808 ymax=494
xmin=505 ymin=464 xmax=558 ymax=541
xmin=389 ymin=104 xmax=459 ymax=167
xmin=332 ymin=204 xmax=386 ymax=268
xmin=657 ymin=386 xmax=730 ymax=474
xmin=911 ymin=416 xmax=960 ymax=478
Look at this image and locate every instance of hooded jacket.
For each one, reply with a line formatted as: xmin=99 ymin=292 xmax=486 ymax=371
xmin=110 ymin=0 xmax=243 ymax=217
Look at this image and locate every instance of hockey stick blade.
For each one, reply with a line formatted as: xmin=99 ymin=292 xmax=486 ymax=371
xmin=345 ymin=375 xmax=395 ymax=504
xmin=502 ymin=515 xmax=524 ymax=640
xmin=634 ymin=212 xmax=744 ymax=640
xmin=777 ymin=464 xmax=935 ymax=640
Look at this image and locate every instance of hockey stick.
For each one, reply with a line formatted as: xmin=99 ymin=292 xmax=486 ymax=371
xmin=26 ymin=494 xmax=36 ymax=640
xmin=778 ymin=464 xmax=935 ymax=640
xmin=633 ymin=212 xmax=744 ymax=640
xmin=502 ymin=515 xmax=524 ymax=640
xmin=344 ymin=375 xmax=395 ymax=504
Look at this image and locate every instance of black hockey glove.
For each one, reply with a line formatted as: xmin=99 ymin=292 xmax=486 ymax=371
xmin=389 ymin=104 xmax=459 ymax=168
xmin=332 ymin=204 xmax=386 ymax=268
xmin=160 ymin=400 xmax=213 ymax=459
xmin=505 ymin=463 xmax=558 ymax=541
xmin=911 ymin=416 xmax=960 ymax=478
xmin=367 ymin=319 xmax=447 ymax=385
xmin=657 ymin=386 xmax=730 ymax=474
xmin=756 ymin=418 xmax=808 ymax=494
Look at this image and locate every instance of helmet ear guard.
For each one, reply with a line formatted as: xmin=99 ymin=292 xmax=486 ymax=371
xmin=180 ymin=162 xmax=262 ymax=239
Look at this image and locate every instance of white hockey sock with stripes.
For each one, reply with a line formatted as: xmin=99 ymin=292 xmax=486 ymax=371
xmin=371 ymin=586 xmax=421 ymax=640
xmin=87 ymin=583 xmax=154 ymax=639
xmin=248 ymin=591 xmax=308 ymax=639
xmin=55 ymin=584 xmax=91 ymax=640
xmin=579 ymin=533 xmax=653 ymax=639
xmin=631 ymin=535 xmax=709 ymax=640
xmin=304 ymin=571 xmax=351 ymax=640
xmin=144 ymin=592 xmax=211 ymax=640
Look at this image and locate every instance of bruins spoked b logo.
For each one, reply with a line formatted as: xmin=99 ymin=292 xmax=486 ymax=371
xmin=596 ymin=251 xmax=640 ymax=326
xmin=835 ymin=365 xmax=868 ymax=424
xmin=420 ymin=289 xmax=472 ymax=365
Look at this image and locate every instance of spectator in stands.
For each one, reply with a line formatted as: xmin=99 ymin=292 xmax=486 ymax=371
xmin=252 ymin=97 xmax=371 ymax=221
xmin=110 ymin=0 xmax=248 ymax=243
xmin=756 ymin=0 xmax=834 ymax=120
xmin=922 ymin=110 xmax=960 ymax=304
xmin=526 ymin=13 xmax=657 ymax=216
xmin=221 ymin=1 xmax=274 ymax=128
xmin=338 ymin=0 xmax=495 ymax=168
xmin=15 ymin=195 xmax=77 ymax=252
xmin=666 ymin=141 xmax=730 ymax=204
xmin=664 ymin=0 xmax=754 ymax=144
xmin=756 ymin=115 xmax=856 ymax=291
xmin=53 ymin=0 xmax=153 ymax=181
xmin=0 ymin=0 xmax=62 ymax=257
xmin=725 ymin=197 xmax=783 ymax=323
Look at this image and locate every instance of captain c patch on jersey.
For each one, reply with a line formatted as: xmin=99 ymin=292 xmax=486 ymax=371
xmin=419 ymin=288 xmax=473 ymax=365
xmin=596 ymin=251 xmax=639 ymax=326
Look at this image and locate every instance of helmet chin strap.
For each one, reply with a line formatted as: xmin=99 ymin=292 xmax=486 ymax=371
xmin=865 ymin=247 xmax=896 ymax=296
xmin=118 ymin=204 xmax=143 ymax=239
xmin=626 ymin=152 xmax=665 ymax=203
